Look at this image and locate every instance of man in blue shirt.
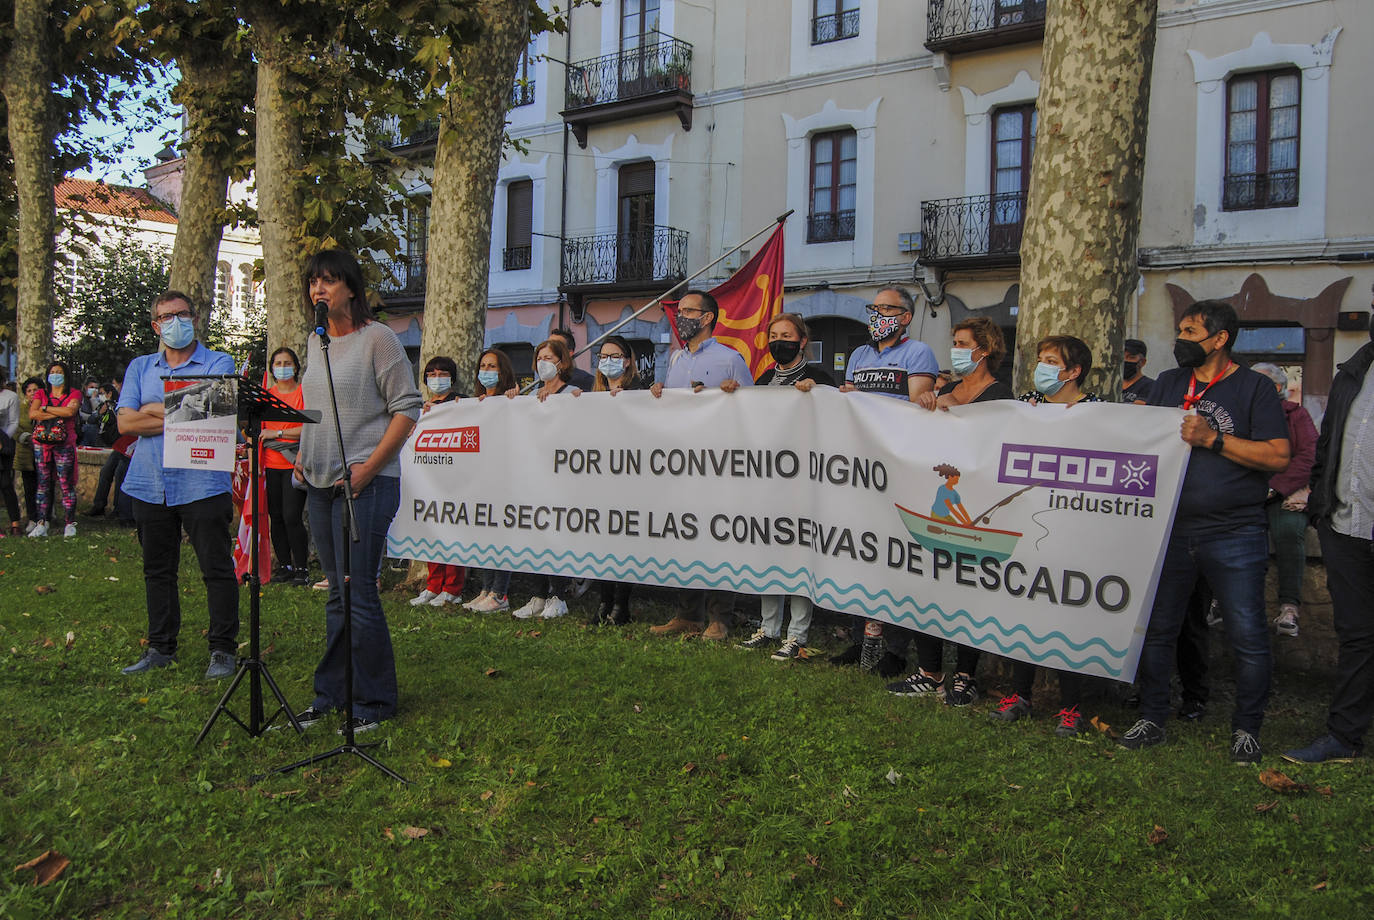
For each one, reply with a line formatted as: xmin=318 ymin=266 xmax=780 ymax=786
xmin=841 ymin=286 xmax=938 ymax=402
xmin=117 ymin=291 xmax=240 ymax=679
xmin=649 ymin=290 xmax=752 ymax=640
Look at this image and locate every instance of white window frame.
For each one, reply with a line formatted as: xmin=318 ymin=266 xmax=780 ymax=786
xmin=782 ymin=98 xmax=881 ymax=273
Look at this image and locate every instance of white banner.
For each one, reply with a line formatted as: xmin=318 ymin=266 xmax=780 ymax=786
xmin=163 ymin=376 xmax=238 ymax=472
xmin=387 ymin=389 xmax=1191 ymax=681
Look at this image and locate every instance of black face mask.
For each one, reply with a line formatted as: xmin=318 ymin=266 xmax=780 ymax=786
xmin=768 ymin=339 xmax=802 ymax=365
xmin=1123 ymin=360 xmax=1140 ymax=380
xmin=1173 ymin=337 xmax=1209 ymax=369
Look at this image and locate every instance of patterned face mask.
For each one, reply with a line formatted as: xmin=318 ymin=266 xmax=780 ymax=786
xmin=868 ymin=312 xmax=903 ymax=343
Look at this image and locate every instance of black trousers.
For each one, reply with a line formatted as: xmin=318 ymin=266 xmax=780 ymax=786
xmin=91 ymin=450 xmax=126 ymax=513
xmin=133 ymin=493 xmax=239 ymax=657
xmin=265 ymin=468 xmax=310 ymax=571
xmin=1317 ymin=524 xmax=1374 ymax=751
xmin=0 ymin=456 xmax=19 ymax=525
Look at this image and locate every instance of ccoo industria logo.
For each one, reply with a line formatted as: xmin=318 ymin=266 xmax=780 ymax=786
xmin=998 ymin=443 xmax=1158 ymax=497
xmin=414 ymin=426 xmax=480 ymax=453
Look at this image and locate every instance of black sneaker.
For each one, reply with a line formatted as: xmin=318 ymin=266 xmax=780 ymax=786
xmin=121 ymin=648 xmax=176 ymax=674
xmin=770 ymin=637 xmax=806 ymax=660
xmin=886 ymin=672 xmax=943 ymax=697
xmin=339 ymin=716 xmax=381 ymax=735
xmin=946 ymin=674 xmax=979 ymax=707
xmin=291 ymin=706 xmax=331 ymax=729
xmin=736 ymin=628 xmax=778 ymax=650
xmin=1054 ymin=705 xmax=1089 ymax=737
xmin=204 ymin=650 xmax=236 ymax=680
xmin=1118 ymin=718 xmax=1166 ymax=750
xmin=828 ymin=643 xmax=862 ymax=666
xmin=988 ymin=693 xmax=1031 ymax=722
xmin=1177 ymin=698 xmax=1207 ymax=722
xmin=1230 ymin=729 xmax=1262 ymax=765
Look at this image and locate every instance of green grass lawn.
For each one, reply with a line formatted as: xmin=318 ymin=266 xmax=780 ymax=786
xmin=2 ymin=521 xmax=1371 ymax=919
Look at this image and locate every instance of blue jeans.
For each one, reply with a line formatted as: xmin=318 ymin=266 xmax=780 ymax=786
xmin=1138 ymin=526 xmax=1272 ymax=735
xmin=481 ymin=568 xmax=512 ymax=597
xmin=307 ymin=476 xmax=400 ymax=722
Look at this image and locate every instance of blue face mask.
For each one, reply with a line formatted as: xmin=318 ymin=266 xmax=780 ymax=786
xmin=272 ymin=365 xmax=295 ymax=381
xmin=950 ymin=347 xmax=980 ymax=376
xmin=477 ymin=370 xmax=500 ymax=390
xmin=428 ymin=375 xmax=452 ymax=394
xmin=1033 ymin=362 xmax=1067 ymax=397
xmin=48 ymin=373 xmax=65 ymax=388
xmin=159 ymin=315 xmax=195 ymax=350
xmin=598 ymin=358 xmax=626 ymax=380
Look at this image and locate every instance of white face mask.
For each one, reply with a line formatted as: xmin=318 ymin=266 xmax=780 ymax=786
xmin=536 ymin=360 xmax=558 ymax=382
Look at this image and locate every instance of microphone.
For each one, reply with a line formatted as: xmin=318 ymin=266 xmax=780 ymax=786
xmin=313 ymin=300 xmax=329 ymax=340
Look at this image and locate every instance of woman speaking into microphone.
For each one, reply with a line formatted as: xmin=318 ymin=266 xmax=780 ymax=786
xmin=293 ymin=249 xmax=422 ymax=734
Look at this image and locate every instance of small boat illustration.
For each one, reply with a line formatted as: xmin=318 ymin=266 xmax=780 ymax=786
xmin=894 ymin=504 xmax=1023 ymax=562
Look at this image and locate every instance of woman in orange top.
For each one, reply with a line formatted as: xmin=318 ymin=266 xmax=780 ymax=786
xmin=263 ymin=347 xmax=310 ymax=586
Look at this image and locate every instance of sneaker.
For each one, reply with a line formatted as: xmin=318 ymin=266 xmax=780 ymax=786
xmin=24 ymin=520 xmax=38 ymax=535
xmin=1274 ymin=604 xmax=1299 ymax=637
xmin=649 ymin=616 xmax=703 ymax=637
xmin=291 ymin=570 xmax=311 ymax=587
xmin=1205 ymin=599 xmax=1222 ymax=628
xmin=27 ymin=522 xmax=48 ymax=538
xmin=1177 ymin=698 xmax=1207 ymax=722
xmin=204 ymin=650 xmax=236 ymax=680
xmin=702 ymin=620 xmax=729 ymax=641
xmin=1055 ymin=705 xmax=1089 ymax=737
xmin=338 ymin=716 xmax=381 ymax=735
xmin=462 ymin=591 xmax=492 ymax=611
xmin=540 ymin=596 xmax=569 ymax=619
xmin=312 ymin=578 xmax=330 ymax=591
xmin=886 ymin=672 xmax=944 ymax=698
xmin=484 ymin=594 xmax=510 ymax=613
xmin=828 ymin=643 xmax=862 ymax=666
xmin=946 ymin=674 xmax=979 ymax=707
xmin=512 ymin=596 xmax=546 ymax=619
xmin=1230 ymin=729 xmax=1262 ymax=765
xmin=1281 ymin=734 xmax=1357 ymax=765
xmin=737 ymin=628 xmax=778 ymax=650
xmin=1117 ymin=718 xmax=1166 ymax=750
xmin=410 ymin=589 xmax=438 ymax=607
xmin=121 ymin=648 xmax=176 ymax=674
xmin=286 ymin=706 xmax=331 ymax=730
xmin=429 ymin=591 xmax=459 ymax=607
xmin=62 ymin=523 xmax=77 ymax=538
xmin=989 ymin=693 xmax=1032 ymax=722
xmin=771 ymin=637 xmax=806 ymax=660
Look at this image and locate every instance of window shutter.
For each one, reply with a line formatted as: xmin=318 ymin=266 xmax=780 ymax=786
xmin=506 ymin=180 xmax=533 ymax=249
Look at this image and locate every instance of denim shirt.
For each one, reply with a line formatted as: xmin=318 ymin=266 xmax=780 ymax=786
xmin=118 ymin=341 xmax=236 ymax=506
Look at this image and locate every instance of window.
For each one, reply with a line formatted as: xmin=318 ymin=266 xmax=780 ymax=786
xmin=812 ymin=0 xmax=859 ymax=45
xmin=990 ymin=103 xmax=1036 ymax=251
xmin=807 ymin=129 xmax=856 ymax=243
xmin=621 ymin=0 xmax=661 ymax=55
xmin=235 ymin=264 xmax=254 ymax=314
xmin=504 ymin=180 xmax=533 ymax=271
xmin=617 ymin=161 xmax=656 ymax=280
xmin=1224 ymin=69 xmax=1300 ymax=210
xmin=996 ymin=0 xmax=1046 ymax=27
xmin=214 ymin=261 xmax=231 ymax=310
xmin=512 ymin=37 xmax=536 ymax=107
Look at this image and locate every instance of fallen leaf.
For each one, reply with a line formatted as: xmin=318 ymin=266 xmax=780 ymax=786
xmin=106 ymin=576 xmax=119 ymax=582
xmin=41 ymin=638 xmax=55 ymax=649
xmin=683 ymin=762 xmax=696 ymax=774
xmin=139 ymin=637 xmax=149 ymax=647
xmin=1147 ymin=825 xmax=1169 ymax=846
xmin=64 ymin=631 xmax=75 ymax=650
xmin=1316 ymin=786 xmax=1333 ymax=797
xmin=716 ymin=753 xmax=729 ymax=762
xmin=383 ymin=827 xmax=394 ymax=840
xmin=13 ymin=850 xmax=70 ymax=887
xmin=528 ymin=630 xmax=541 ymax=638
xmin=833 ymin=897 xmax=844 ymax=907
xmin=484 ymin=668 xmax=500 ymax=678
xmin=428 ymin=756 xmax=452 ymax=768
xmin=480 ymin=790 xmax=493 ymax=801
xmin=1311 ymin=881 xmax=1327 ymax=891
xmin=1008 ymin=783 xmax=1022 ymax=790
xmin=34 ymin=585 xmax=54 ymax=595
xmin=1254 ymin=800 xmax=1280 ymax=813
xmin=805 ymin=853 xmax=821 ymax=868
xmin=885 ymin=768 xmax=902 ymax=785
xmin=401 ymin=826 xmax=429 ymax=839
xmin=633 ymin=704 xmax=642 ymax=713
xmin=525 ymin=781 xmax=536 ymax=787
xmin=137 ymin=697 xmax=149 ymax=705
xmin=1259 ymin=769 xmax=1310 ymax=794
xmin=1090 ymin=716 xmax=1116 ymax=737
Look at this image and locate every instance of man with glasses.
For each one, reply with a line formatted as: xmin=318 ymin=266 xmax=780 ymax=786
xmin=117 ymin=291 xmax=240 ymax=680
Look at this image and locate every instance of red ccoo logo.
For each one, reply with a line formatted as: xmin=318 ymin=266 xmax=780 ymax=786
xmin=414 ymin=426 xmax=480 ymax=453
xmin=190 ymin=447 xmax=214 ymax=460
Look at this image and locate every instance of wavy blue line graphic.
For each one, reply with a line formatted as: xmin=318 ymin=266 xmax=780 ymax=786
xmin=388 ymin=536 xmax=1132 ymax=676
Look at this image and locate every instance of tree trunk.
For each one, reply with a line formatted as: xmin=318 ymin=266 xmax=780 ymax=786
xmin=167 ymin=56 xmax=236 ymax=340
xmin=3 ymin=0 xmax=55 ymax=380
xmin=253 ymin=13 xmax=310 ymax=360
xmin=422 ymin=0 xmax=529 ymax=387
xmin=1015 ymin=0 xmax=1159 ymax=399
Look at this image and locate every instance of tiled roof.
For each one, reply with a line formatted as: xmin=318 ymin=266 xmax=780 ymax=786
xmin=55 ymin=177 xmax=178 ymax=224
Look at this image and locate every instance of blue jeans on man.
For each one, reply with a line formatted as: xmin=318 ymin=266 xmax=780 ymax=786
xmin=1137 ymin=525 xmax=1272 ymax=736
xmin=306 ymin=475 xmax=401 ymax=723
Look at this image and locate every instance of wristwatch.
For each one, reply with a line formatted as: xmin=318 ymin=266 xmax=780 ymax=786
xmin=1210 ymin=430 xmax=1225 ymax=454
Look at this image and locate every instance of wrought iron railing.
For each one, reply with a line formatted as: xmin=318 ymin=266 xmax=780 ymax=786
xmin=1223 ymin=170 xmax=1298 ymax=211
xmin=561 ymin=226 xmax=688 ymax=287
xmin=565 ymin=38 xmax=693 ymax=110
xmin=502 ymin=246 xmax=532 ymax=271
xmin=806 ymin=210 xmax=856 ymax=244
xmin=376 ymin=257 xmax=427 ymax=296
xmin=920 ymin=192 xmax=1027 ymax=264
xmin=510 ymin=80 xmax=536 ymax=108
xmin=812 ymin=8 xmax=860 ymax=45
xmin=926 ymin=0 xmax=1047 ymax=47
xmin=381 ymin=119 xmax=440 ymax=149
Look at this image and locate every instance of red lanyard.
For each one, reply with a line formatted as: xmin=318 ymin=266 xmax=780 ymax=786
xmin=1182 ymin=362 xmax=1232 ymax=410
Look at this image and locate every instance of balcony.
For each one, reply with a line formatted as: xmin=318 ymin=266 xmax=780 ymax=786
xmin=1223 ymin=169 xmax=1298 ymax=211
xmin=381 ymin=119 xmax=440 ymax=152
xmin=919 ymin=192 xmax=1026 ymax=268
xmin=806 ymin=210 xmax=856 ymax=244
xmin=511 ymin=80 xmax=536 ymax=108
xmin=562 ymin=38 xmax=694 ymax=148
xmin=502 ymin=246 xmax=532 ymax=271
xmin=376 ymin=257 xmax=427 ymax=299
xmin=925 ymin=0 xmax=1046 ymax=54
xmin=812 ymin=8 xmax=860 ymax=45
xmin=561 ymin=226 xmax=688 ymax=293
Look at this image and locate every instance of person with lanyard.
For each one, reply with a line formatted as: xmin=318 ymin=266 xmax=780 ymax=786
xmin=724 ymin=312 xmax=835 ymax=660
xmin=410 ymin=354 xmax=468 ymax=608
xmin=27 ymin=361 xmax=83 ymax=538
xmin=117 ymin=291 xmax=240 ymax=679
xmin=465 ymin=349 xmax=520 ymax=614
xmin=1122 ymin=299 xmax=1290 ymax=764
xmin=261 ymin=347 xmax=310 ymax=586
xmin=648 ymin=290 xmax=753 ymax=641
xmin=831 ymin=286 xmax=939 ymax=674
xmin=1122 ymin=338 xmax=1154 ymax=404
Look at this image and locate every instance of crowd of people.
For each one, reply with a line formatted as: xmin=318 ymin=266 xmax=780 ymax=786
xmin=5 ymin=250 xmax=1369 ymax=767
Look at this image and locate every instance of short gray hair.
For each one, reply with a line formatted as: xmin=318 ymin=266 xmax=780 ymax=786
xmin=877 ymin=286 xmax=916 ymax=314
xmin=1250 ymin=362 xmax=1288 ymax=390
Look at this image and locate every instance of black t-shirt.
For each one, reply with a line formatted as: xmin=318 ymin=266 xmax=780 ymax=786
xmin=568 ymin=367 xmax=596 ymax=391
xmin=1148 ymin=365 xmax=1288 ymax=535
xmin=939 ymin=379 xmax=1014 ymax=403
xmin=1123 ymin=374 xmax=1154 ymax=403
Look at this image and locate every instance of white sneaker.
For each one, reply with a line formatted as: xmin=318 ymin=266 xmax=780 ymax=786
xmin=410 ymin=589 xmax=438 ymax=606
xmin=461 ymin=591 xmax=490 ymax=611
xmin=27 ymin=522 xmax=48 ymax=538
xmin=24 ymin=520 xmax=37 ymax=535
xmin=429 ymin=591 xmax=459 ymax=607
xmin=485 ymin=594 xmax=510 ymax=613
xmin=1275 ymin=604 xmax=1299 ymax=637
xmin=63 ymin=523 xmax=77 ymax=538
xmin=540 ymin=596 xmax=569 ymax=619
xmin=512 ymin=596 xmax=546 ymax=619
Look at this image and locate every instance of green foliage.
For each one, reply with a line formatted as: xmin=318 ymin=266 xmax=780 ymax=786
xmin=1 ymin=525 xmax=1373 ymax=918
xmin=53 ymin=237 xmax=165 ymax=380
xmin=205 ymin=294 xmax=268 ymax=378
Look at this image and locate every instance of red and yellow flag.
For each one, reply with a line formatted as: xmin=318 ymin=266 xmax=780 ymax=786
xmin=666 ymin=223 xmax=786 ymax=378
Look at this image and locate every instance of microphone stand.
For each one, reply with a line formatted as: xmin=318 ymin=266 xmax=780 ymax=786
xmin=256 ymin=306 xmax=409 ymax=784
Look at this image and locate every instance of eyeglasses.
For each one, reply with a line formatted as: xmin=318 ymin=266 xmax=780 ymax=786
xmin=865 ymin=304 xmax=907 ymax=317
xmin=678 ymin=307 xmax=708 ymax=318
xmin=156 ymin=309 xmax=194 ymax=322
xmin=598 ymin=352 xmax=628 ymax=361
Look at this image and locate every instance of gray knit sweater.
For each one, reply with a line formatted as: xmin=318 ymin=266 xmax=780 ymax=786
xmin=298 ymin=320 xmax=422 ymax=488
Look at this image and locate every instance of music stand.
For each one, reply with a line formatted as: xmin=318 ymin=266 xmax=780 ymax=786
xmin=196 ymin=375 xmax=319 ymax=744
